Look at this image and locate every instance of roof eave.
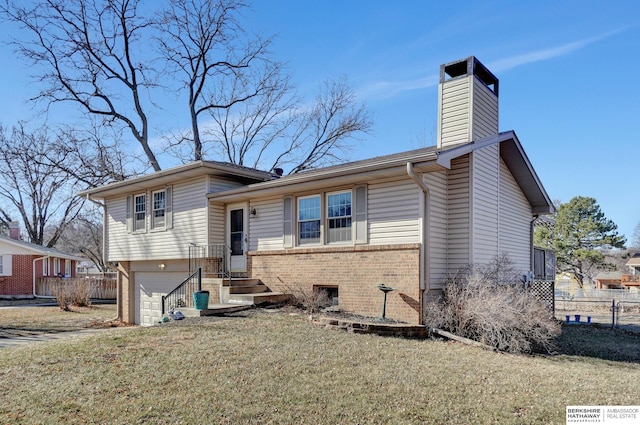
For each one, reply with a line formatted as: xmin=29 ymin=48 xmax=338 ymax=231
xmin=209 ymin=151 xmax=441 ymax=202
xmin=79 ymin=161 xmax=274 ymax=199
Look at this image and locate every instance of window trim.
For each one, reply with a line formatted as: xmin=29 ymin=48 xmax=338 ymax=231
xmin=151 ymin=189 xmax=166 ymax=230
xmin=286 ymin=186 xmax=367 ymax=248
xmin=325 ymin=190 xmax=353 ymax=244
xmin=43 ymin=258 xmax=49 ymax=276
xmin=133 ymin=193 xmax=147 ymax=233
xmin=297 ymin=194 xmax=322 ymax=246
xmin=65 ymin=260 xmax=72 ymax=277
xmin=54 ymin=258 xmax=60 ymax=276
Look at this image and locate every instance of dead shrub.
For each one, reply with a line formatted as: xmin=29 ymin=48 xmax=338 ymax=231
xmin=425 ymin=255 xmax=560 ymax=353
xmin=284 ymin=284 xmax=332 ymax=314
xmin=52 ymin=279 xmax=93 ymax=310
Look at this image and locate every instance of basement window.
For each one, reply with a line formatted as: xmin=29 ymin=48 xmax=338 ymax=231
xmin=314 ymin=285 xmax=339 ymax=307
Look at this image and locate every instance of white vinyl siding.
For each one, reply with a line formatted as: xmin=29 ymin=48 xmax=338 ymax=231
xmin=438 ymin=75 xmax=498 ymax=149
xmin=208 ymin=202 xmax=225 ymax=245
xmin=471 ymin=77 xmax=499 ymax=140
xmin=248 ymin=198 xmax=284 ymax=251
xmin=438 ymin=77 xmax=471 ymax=147
xmin=471 ymin=145 xmax=500 ymax=265
xmin=107 ymin=177 xmax=209 ymax=261
xmin=368 ymin=180 xmax=420 ymax=245
xmin=447 ymin=154 xmax=471 ymax=271
xmin=499 ymin=159 xmax=532 ymax=273
xmin=208 ymin=177 xmax=245 ymax=193
xmin=0 ymin=255 xmax=11 ymax=276
xmin=424 ymin=171 xmax=448 ymax=289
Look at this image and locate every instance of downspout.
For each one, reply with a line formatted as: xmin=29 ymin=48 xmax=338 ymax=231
xmin=86 ymin=194 xmax=115 ymax=317
xmin=33 ymin=255 xmax=50 ymax=297
xmin=406 ymin=163 xmax=431 ymax=325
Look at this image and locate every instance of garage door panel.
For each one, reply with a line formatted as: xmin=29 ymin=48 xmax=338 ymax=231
xmin=135 ymin=272 xmax=187 ymax=326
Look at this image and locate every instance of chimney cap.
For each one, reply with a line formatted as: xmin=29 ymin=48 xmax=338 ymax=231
xmin=440 ymin=56 xmax=499 ymax=95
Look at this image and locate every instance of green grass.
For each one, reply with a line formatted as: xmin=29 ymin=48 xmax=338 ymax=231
xmin=1 ymin=310 xmax=639 ymax=424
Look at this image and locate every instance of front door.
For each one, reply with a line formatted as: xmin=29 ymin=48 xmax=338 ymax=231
xmin=228 ymin=204 xmax=247 ymax=272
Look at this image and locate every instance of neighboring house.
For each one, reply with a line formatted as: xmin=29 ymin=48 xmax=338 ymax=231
xmin=596 ymin=254 xmax=640 ymax=289
xmin=0 ymin=222 xmax=83 ymax=298
xmin=82 ymin=56 xmax=555 ymax=325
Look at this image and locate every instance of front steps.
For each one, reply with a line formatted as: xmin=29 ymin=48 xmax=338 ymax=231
xmin=176 ymin=279 xmax=291 ymax=318
xmin=221 ymin=278 xmax=291 ymax=306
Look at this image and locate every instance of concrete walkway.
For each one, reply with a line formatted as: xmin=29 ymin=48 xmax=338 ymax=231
xmin=0 ymin=327 xmax=133 ymax=349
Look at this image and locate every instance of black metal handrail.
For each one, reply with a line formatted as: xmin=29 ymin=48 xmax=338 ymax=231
xmin=188 ymin=244 xmax=230 ymax=278
xmin=161 ymin=268 xmax=202 ymax=315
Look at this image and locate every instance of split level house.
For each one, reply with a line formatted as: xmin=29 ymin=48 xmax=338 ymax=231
xmin=0 ymin=222 xmax=82 ymax=298
xmin=82 ymin=56 xmax=555 ymax=325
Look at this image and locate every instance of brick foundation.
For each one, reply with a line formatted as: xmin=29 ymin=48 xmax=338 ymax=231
xmin=249 ymin=244 xmax=422 ymax=324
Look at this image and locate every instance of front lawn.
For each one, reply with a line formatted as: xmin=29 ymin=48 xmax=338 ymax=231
xmin=1 ymin=310 xmax=639 ymax=424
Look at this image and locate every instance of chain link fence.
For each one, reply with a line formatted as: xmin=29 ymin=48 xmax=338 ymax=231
xmin=555 ymin=283 xmax=640 ymax=332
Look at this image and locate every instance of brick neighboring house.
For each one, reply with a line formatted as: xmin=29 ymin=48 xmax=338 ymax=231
xmin=82 ymin=56 xmax=555 ymax=325
xmin=0 ymin=222 xmax=83 ymax=298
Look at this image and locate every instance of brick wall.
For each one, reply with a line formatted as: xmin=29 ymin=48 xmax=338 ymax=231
xmin=249 ymin=244 xmax=422 ymax=324
xmin=0 ymin=255 xmax=35 ymax=296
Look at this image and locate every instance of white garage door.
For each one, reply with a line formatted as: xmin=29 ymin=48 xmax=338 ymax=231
xmin=135 ymin=272 xmax=187 ymax=326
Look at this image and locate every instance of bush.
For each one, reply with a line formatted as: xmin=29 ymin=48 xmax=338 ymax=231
xmin=284 ymin=284 xmax=332 ymax=314
xmin=425 ymin=255 xmax=560 ymax=353
xmin=52 ymin=279 xmax=92 ymax=310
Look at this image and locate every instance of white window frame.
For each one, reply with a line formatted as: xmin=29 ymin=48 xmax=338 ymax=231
xmin=151 ymin=189 xmax=166 ymax=230
xmin=133 ymin=193 xmax=146 ymax=232
xmin=54 ymin=258 xmax=60 ymax=276
xmin=43 ymin=258 xmax=49 ymax=276
xmin=0 ymin=255 xmax=11 ymax=277
xmin=65 ymin=260 xmax=72 ymax=277
xmin=326 ymin=190 xmax=352 ymax=244
xmin=297 ymin=194 xmax=322 ymax=245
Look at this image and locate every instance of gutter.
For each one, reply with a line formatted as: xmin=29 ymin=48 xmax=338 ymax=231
xmin=33 ymin=255 xmax=50 ymax=297
xmin=406 ymin=162 xmax=431 ymax=324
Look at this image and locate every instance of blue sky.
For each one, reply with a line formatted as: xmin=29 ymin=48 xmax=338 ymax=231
xmin=1 ymin=0 xmax=639 ymax=242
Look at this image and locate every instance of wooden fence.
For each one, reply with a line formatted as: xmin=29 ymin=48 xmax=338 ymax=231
xmin=36 ymin=277 xmax=117 ymax=299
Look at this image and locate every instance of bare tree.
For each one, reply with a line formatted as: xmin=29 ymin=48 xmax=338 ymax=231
xmin=50 ymin=206 xmax=106 ymax=272
xmin=3 ymin=0 xmax=372 ymax=175
xmin=157 ymin=0 xmax=280 ymax=162
xmin=0 ymin=125 xmax=85 ymax=247
xmin=1 ymin=0 xmax=161 ymax=171
xmin=280 ymin=77 xmax=373 ymax=174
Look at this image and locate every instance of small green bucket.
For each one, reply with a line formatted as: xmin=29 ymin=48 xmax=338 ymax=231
xmin=193 ymin=290 xmax=210 ymax=310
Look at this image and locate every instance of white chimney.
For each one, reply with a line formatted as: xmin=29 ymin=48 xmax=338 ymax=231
xmin=436 ymin=56 xmax=499 ymax=149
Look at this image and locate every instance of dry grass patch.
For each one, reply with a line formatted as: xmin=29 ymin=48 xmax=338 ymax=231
xmin=0 ymin=304 xmax=119 ymax=338
xmin=1 ymin=311 xmax=639 ymax=424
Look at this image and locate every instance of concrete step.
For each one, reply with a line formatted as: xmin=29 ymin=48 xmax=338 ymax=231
xmin=223 ymin=278 xmax=262 ymax=287
xmin=227 ymin=292 xmax=292 ymax=306
xmin=229 ymin=284 xmax=269 ymax=294
xmin=178 ymin=304 xmax=253 ymax=317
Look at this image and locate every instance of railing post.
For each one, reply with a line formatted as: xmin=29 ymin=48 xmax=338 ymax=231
xmin=161 ymin=295 xmax=166 ymax=315
xmin=198 ymin=267 xmax=202 ymax=292
xmin=611 ymin=299 xmax=615 ymax=329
